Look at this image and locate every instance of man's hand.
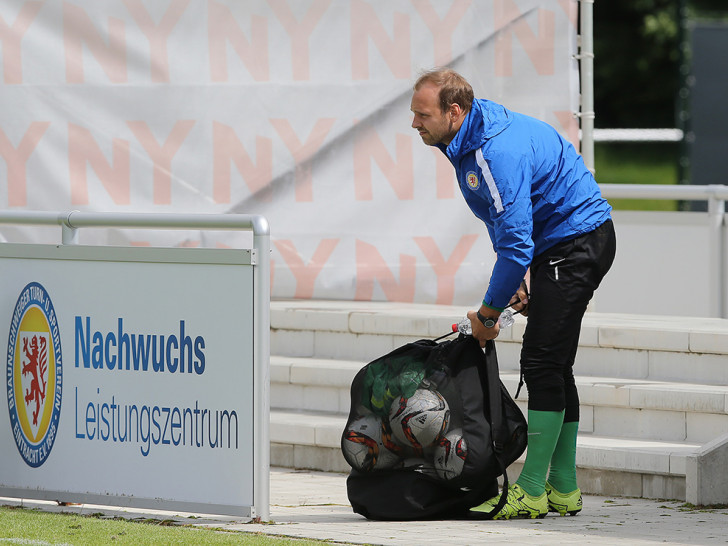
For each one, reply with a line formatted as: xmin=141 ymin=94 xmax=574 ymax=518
xmin=508 ymin=278 xmax=530 ymax=317
xmin=467 ymin=308 xmax=500 ymax=347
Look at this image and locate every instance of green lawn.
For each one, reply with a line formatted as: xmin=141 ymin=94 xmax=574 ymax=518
xmin=0 ymin=505 xmax=327 ymax=546
xmin=594 ymin=141 xmax=681 ymax=211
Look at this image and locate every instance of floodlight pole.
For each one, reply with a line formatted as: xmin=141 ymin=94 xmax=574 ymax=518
xmin=578 ymin=0 xmax=595 ymax=173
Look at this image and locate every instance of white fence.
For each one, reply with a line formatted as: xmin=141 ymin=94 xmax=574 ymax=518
xmin=596 ymin=184 xmax=727 ymax=319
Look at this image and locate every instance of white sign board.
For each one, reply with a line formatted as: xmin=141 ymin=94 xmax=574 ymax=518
xmin=0 ymin=244 xmax=259 ymax=517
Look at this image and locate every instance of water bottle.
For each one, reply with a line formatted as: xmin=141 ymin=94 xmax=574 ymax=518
xmin=499 ymin=308 xmax=516 ymax=328
xmin=452 ymin=308 xmax=516 ymax=335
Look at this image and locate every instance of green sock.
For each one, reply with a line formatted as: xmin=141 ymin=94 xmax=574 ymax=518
xmin=515 ymin=409 xmax=565 ymax=497
xmin=547 ymin=420 xmax=579 ymax=493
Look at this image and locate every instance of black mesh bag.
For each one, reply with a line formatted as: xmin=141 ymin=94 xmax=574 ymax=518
xmin=343 ymin=335 xmax=527 ymax=520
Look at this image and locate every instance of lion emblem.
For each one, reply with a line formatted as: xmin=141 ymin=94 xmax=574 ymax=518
xmin=22 ymin=335 xmax=48 ymax=426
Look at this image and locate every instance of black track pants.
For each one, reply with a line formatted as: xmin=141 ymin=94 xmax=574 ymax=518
xmin=519 ymin=219 xmax=616 ymax=422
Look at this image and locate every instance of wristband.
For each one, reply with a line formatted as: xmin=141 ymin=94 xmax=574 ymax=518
xmin=481 ymin=300 xmax=505 ymax=313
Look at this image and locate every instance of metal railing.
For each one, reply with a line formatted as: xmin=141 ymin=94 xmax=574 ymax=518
xmin=0 ymin=210 xmax=269 ymax=245
xmin=593 ymin=128 xmax=684 ymax=142
xmin=600 ymin=183 xmax=728 ymax=203
xmin=0 ymin=194 xmax=725 ymax=320
xmin=599 ymin=184 xmax=727 ymax=318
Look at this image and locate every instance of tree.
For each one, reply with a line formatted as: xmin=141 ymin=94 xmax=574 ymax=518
xmin=593 ymin=1 xmax=680 ymax=128
xmin=593 ymin=0 xmax=728 ymax=128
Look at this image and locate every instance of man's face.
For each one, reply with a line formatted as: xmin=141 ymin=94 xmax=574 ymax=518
xmin=410 ymin=82 xmax=455 ymax=146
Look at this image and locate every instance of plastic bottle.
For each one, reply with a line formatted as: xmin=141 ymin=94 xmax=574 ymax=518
xmin=499 ymin=308 xmax=516 ymax=329
xmin=452 ymin=308 xmax=516 ymax=335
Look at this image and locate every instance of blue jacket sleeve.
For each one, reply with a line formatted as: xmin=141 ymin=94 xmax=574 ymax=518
xmin=481 ymin=149 xmax=534 ymax=309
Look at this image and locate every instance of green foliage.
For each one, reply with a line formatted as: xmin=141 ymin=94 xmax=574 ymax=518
xmin=593 ymin=1 xmax=728 ymax=129
xmin=593 ymin=1 xmax=682 ymax=128
xmin=594 ymin=142 xmax=679 ymax=211
xmin=691 ymin=0 xmax=728 ymax=19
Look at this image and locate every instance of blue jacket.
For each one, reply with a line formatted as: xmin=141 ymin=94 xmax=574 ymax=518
xmin=438 ymin=99 xmax=612 ymax=309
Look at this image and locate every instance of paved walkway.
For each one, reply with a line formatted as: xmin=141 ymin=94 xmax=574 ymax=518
xmin=233 ymin=468 xmax=728 ymax=545
xmin=4 ymin=468 xmax=728 ymax=545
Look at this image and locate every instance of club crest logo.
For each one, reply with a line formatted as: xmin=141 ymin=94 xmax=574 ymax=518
xmin=466 ymin=171 xmax=479 ymax=190
xmin=7 ymin=282 xmax=62 ymax=467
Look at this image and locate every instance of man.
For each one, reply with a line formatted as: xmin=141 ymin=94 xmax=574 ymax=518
xmin=411 ymin=68 xmax=616 ymax=519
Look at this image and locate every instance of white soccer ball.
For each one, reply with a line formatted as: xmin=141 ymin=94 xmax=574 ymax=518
xmin=388 ymin=388 xmax=450 ymax=454
xmin=342 ymin=414 xmax=401 ymax=472
xmin=433 ymin=428 xmax=468 ymax=480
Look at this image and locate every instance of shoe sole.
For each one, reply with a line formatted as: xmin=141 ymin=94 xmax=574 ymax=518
xmin=492 ymin=511 xmax=548 ymax=520
xmin=469 ymin=510 xmax=548 ymax=520
xmin=548 ymin=502 xmax=582 ymax=516
xmin=549 ymin=507 xmax=581 ymax=516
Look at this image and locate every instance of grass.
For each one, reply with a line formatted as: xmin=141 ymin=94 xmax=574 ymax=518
xmin=0 ymin=505 xmax=330 ymax=546
xmin=594 ymin=141 xmax=681 ymax=211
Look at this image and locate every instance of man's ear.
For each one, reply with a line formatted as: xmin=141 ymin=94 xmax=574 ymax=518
xmin=448 ymin=103 xmax=462 ymax=120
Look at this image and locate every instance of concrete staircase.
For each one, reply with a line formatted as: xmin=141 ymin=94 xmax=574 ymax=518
xmin=269 ymin=300 xmax=728 ymax=505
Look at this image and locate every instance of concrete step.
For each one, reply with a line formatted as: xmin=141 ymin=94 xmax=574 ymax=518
xmin=269 ymin=408 xmax=700 ymax=501
xmin=268 ymin=300 xmax=728 ymax=504
xmin=270 ymin=301 xmax=728 ymax=385
xmin=271 ymin=355 xmax=728 ymax=444
xmin=271 ymin=355 xmax=359 ymax=415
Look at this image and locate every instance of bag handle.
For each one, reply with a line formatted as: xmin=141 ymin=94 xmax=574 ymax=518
xmin=476 ymin=339 xmax=511 ymax=519
xmin=483 ymin=340 xmax=507 ymax=452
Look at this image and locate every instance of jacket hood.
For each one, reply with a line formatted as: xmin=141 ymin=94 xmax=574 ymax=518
xmin=443 ymin=99 xmax=512 ymax=158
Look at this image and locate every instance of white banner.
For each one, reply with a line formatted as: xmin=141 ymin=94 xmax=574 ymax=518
xmin=0 ymin=0 xmax=580 ymax=305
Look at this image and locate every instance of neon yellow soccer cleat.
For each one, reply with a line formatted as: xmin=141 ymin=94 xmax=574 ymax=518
xmin=469 ymin=483 xmax=548 ymax=520
xmin=545 ymin=481 xmax=583 ymax=516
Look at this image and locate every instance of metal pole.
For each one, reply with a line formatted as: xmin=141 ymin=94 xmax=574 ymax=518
xmin=579 ymin=0 xmax=595 ymax=173
xmin=707 ymin=188 xmax=726 ymax=318
xmin=599 ymin=183 xmax=728 ymax=201
xmin=61 ymin=211 xmax=79 ymax=245
xmin=0 ymin=211 xmax=269 ymax=240
xmin=251 ymin=215 xmax=271 ymax=522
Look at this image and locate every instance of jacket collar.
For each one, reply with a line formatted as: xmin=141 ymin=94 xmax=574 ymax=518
xmin=439 ymin=99 xmax=512 ymax=159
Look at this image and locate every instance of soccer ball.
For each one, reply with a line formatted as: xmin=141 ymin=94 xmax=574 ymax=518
xmin=388 ymin=388 xmax=450 ymax=454
xmin=433 ymin=428 xmax=468 ymax=480
xmin=342 ymin=414 xmax=401 ymax=472
xmin=380 ymin=418 xmax=407 ymax=457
